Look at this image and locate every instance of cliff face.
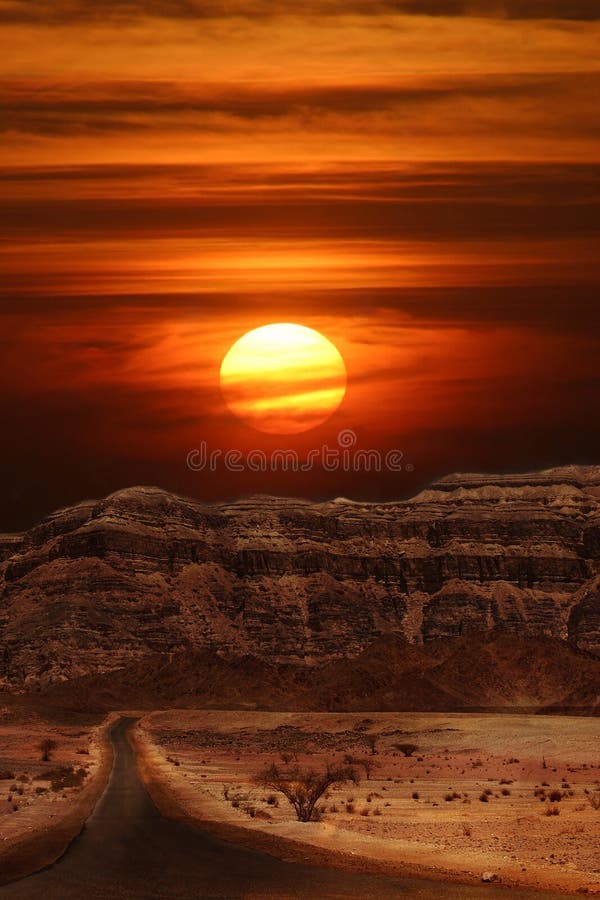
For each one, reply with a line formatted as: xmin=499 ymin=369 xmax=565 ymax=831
xmin=0 ymin=465 xmax=599 ymax=688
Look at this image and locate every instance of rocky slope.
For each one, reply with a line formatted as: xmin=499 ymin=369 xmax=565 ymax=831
xmin=0 ymin=465 xmax=599 ymax=701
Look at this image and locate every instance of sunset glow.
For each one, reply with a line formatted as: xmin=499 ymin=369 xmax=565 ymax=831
xmin=0 ymin=1 xmax=598 ymax=527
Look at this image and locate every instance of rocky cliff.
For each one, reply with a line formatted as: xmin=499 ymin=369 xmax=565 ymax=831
xmin=0 ymin=465 xmax=599 ymax=692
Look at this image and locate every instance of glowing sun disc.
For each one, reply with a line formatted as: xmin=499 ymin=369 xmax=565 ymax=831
xmin=220 ymin=323 xmax=346 ymax=434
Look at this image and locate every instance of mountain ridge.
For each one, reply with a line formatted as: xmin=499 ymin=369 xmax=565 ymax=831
xmin=0 ymin=466 xmax=599 ymax=710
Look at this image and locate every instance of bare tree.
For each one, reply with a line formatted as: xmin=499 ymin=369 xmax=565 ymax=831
xmin=365 ymin=734 xmax=378 ymax=756
xmin=38 ymin=738 xmax=57 ymax=762
xmin=254 ymin=762 xmax=359 ymax=822
xmin=394 ymin=742 xmax=418 ymax=757
xmin=344 ymin=753 xmax=378 ymax=780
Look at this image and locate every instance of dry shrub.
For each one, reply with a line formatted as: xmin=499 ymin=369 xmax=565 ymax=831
xmin=34 ymin=766 xmax=86 ymax=792
xmin=587 ymin=792 xmax=600 ymax=811
xmin=253 ymin=808 xmax=272 ymax=821
xmin=254 ymin=762 xmax=359 ymax=823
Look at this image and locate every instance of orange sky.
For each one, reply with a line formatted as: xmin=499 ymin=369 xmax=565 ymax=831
xmin=0 ymin=1 xmax=599 ymax=526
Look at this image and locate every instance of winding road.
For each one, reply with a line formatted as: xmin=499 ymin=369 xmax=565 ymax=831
xmin=0 ymin=718 xmax=566 ymax=899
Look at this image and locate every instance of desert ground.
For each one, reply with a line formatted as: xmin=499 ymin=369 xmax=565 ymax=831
xmin=135 ymin=711 xmax=600 ymax=895
xmin=0 ymin=704 xmax=109 ymax=882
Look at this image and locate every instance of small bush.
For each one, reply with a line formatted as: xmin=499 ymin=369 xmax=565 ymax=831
xmin=479 ymin=793 xmax=489 ymax=803
xmin=353 ymin=718 xmax=375 ymax=733
xmin=346 ymin=802 xmax=355 ymax=814
xmin=545 ymin=805 xmax=560 ymax=816
xmin=412 ymin=791 xmax=419 ymax=800
xmin=549 ymin=790 xmax=563 ymax=803
xmin=394 ymin=743 xmax=418 ymax=758
xmin=501 ymin=788 xmax=511 ymax=796
xmin=360 ymin=807 xmax=370 ymax=816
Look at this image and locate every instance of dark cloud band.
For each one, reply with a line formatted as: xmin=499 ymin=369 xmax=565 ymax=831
xmin=1 ymin=0 xmax=598 ymax=23
xmin=2 ymin=72 xmax=598 ymax=136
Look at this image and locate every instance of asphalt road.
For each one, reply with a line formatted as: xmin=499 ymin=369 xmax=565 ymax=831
xmin=0 ymin=718 xmax=567 ymax=899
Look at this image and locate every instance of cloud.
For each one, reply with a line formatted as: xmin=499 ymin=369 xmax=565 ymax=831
xmin=1 ymin=0 xmax=598 ymax=22
xmin=2 ymin=161 xmax=598 ymax=245
xmin=2 ymin=285 xmax=598 ymax=336
xmin=2 ymin=72 xmax=598 ymax=138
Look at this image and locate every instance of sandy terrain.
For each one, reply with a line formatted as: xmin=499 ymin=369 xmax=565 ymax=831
xmin=136 ymin=711 xmax=600 ymax=895
xmin=0 ymin=704 xmax=111 ymax=883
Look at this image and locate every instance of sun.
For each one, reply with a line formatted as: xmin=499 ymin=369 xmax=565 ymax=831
xmin=220 ymin=323 xmax=347 ymax=434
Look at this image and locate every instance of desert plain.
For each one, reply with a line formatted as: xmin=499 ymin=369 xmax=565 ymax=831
xmin=134 ymin=710 xmax=600 ymax=895
xmin=0 ymin=705 xmax=599 ymax=894
xmin=0 ymin=704 xmax=110 ymax=883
